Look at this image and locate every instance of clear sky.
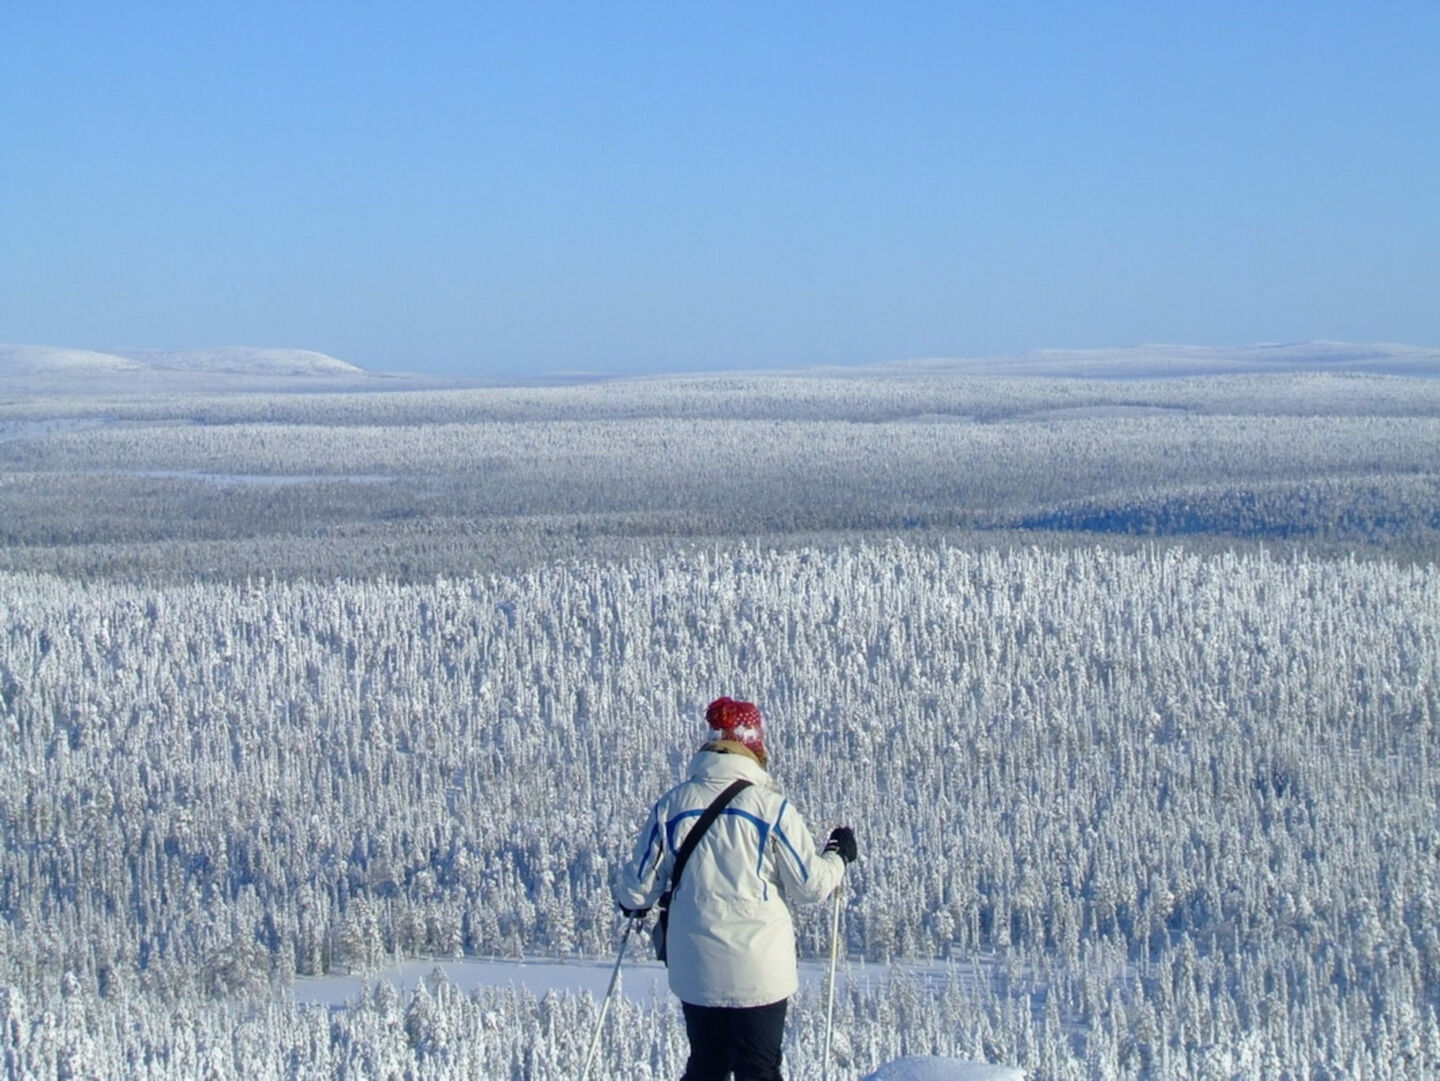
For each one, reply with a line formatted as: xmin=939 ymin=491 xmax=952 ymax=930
xmin=3 ymin=2 xmax=1437 ymax=377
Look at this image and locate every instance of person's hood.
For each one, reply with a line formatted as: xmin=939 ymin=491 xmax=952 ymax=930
xmin=686 ymin=744 xmax=780 ymax=792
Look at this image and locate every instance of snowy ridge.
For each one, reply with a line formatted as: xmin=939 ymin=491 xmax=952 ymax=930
xmin=105 ymin=346 xmax=364 ymax=376
xmin=885 ymin=341 xmax=1440 ymax=378
xmin=5 ymin=340 xmax=1440 ymax=388
xmin=0 ymin=344 xmax=144 ymax=374
xmin=0 ymin=343 xmax=365 ymax=382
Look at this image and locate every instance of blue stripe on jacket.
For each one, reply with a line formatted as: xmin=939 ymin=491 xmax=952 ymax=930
xmin=664 ymin=806 xmax=768 ymax=861
xmin=635 ymin=820 xmax=663 ymax=878
xmin=772 ymin=801 xmax=809 ymax=882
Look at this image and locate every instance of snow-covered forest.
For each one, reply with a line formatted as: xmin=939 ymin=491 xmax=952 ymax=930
xmin=4 ymin=367 xmax=1439 ymax=582
xmin=2 ymin=359 xmax=1438 ymax=1077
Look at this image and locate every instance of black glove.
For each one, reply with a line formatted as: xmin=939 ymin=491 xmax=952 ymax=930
xmin=824 ymin=826 xmax=857 ymax=864
xmin=619 ymin=905 xmax=650 ymax=919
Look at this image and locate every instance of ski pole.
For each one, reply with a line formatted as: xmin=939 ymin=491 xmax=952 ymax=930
xmin=822 ymin=874 xmax=844 ymax=1081
xmin=580 ymin=917 xmax=637 ymax=1081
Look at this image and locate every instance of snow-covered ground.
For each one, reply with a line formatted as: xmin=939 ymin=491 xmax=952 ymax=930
xmin=125 ymin=468 xmax=399 ymax=486
xmin=293 ymin=952 xmax=995 ymax=1010
xmin=863 ymin=1058 xmax=1024 ymax=1081
xmin=293 ymin=953 xmax=1031 ymax=1079
xmin=296 ymin=955 xmax=674 ymax=1009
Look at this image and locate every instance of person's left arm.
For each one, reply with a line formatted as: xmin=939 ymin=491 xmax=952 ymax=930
xmin=612 ymin=800 xmax=671 ymax=914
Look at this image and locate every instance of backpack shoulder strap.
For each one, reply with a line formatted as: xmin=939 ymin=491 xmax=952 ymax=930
xmin=665 ymin=777 xmax=753 ymax=899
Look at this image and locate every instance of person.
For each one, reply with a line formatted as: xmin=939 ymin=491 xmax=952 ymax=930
xmin=613 ymin=696 xmax=858 ymax=1081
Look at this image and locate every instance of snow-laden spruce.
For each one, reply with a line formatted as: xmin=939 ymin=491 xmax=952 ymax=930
xmin=2 ymin=541 xmax=1438 ymax=1077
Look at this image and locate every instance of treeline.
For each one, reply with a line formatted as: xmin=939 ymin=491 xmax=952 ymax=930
xmin=8 ymin=407 xmax=1436 ymax=489
xmin=2 ymin=541 xmax=1438 ymax=1075
xmin=6 ymin=369 xmax=1440 ymax=427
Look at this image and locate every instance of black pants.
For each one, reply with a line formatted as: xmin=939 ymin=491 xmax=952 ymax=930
xmin=680 ymin=999 xmax=788 ymax=1081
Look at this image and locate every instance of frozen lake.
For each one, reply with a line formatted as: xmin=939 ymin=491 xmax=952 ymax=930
xmin=293 ymin=952 xmax=1001 ymax=1010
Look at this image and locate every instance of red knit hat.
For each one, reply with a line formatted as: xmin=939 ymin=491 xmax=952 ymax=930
xmin=706 ymin=697 xmax=766 ymax=761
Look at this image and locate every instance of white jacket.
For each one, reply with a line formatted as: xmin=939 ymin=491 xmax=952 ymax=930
xmin=613 ymin=747 xmax=845 ymax=1008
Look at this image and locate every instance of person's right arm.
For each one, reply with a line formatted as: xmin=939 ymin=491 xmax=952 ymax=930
xmin=769 ymin=801 xmax=850 ymax=905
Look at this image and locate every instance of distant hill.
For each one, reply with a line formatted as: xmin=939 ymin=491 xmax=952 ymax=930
xmin=0 ymin=345 xmax=145 ymax=375
xmin=0 ymin=344 xmax=366 ymax=380
xmin=888 ymin=341 xmax=1440 ymax=378
xmin=107 ymin=347 xmax=365 ymax=376
xmin=5 ymin=340 xmax=1439 ymax=389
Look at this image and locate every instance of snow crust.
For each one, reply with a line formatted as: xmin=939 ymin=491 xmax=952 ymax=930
xmin=862 ymin=1057 xmax=1024 ymax=1081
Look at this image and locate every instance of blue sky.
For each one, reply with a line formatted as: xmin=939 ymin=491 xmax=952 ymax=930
xmin=3 ymin=2 xmax=1437 ymax=377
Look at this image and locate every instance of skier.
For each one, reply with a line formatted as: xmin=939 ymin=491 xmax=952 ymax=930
xmin=614 ymin=696 xmax=858 ymax=1081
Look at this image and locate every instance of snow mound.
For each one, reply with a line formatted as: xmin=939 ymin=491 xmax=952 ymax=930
xmin=861 ymin=1057 xmax=1025 ymax=1081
